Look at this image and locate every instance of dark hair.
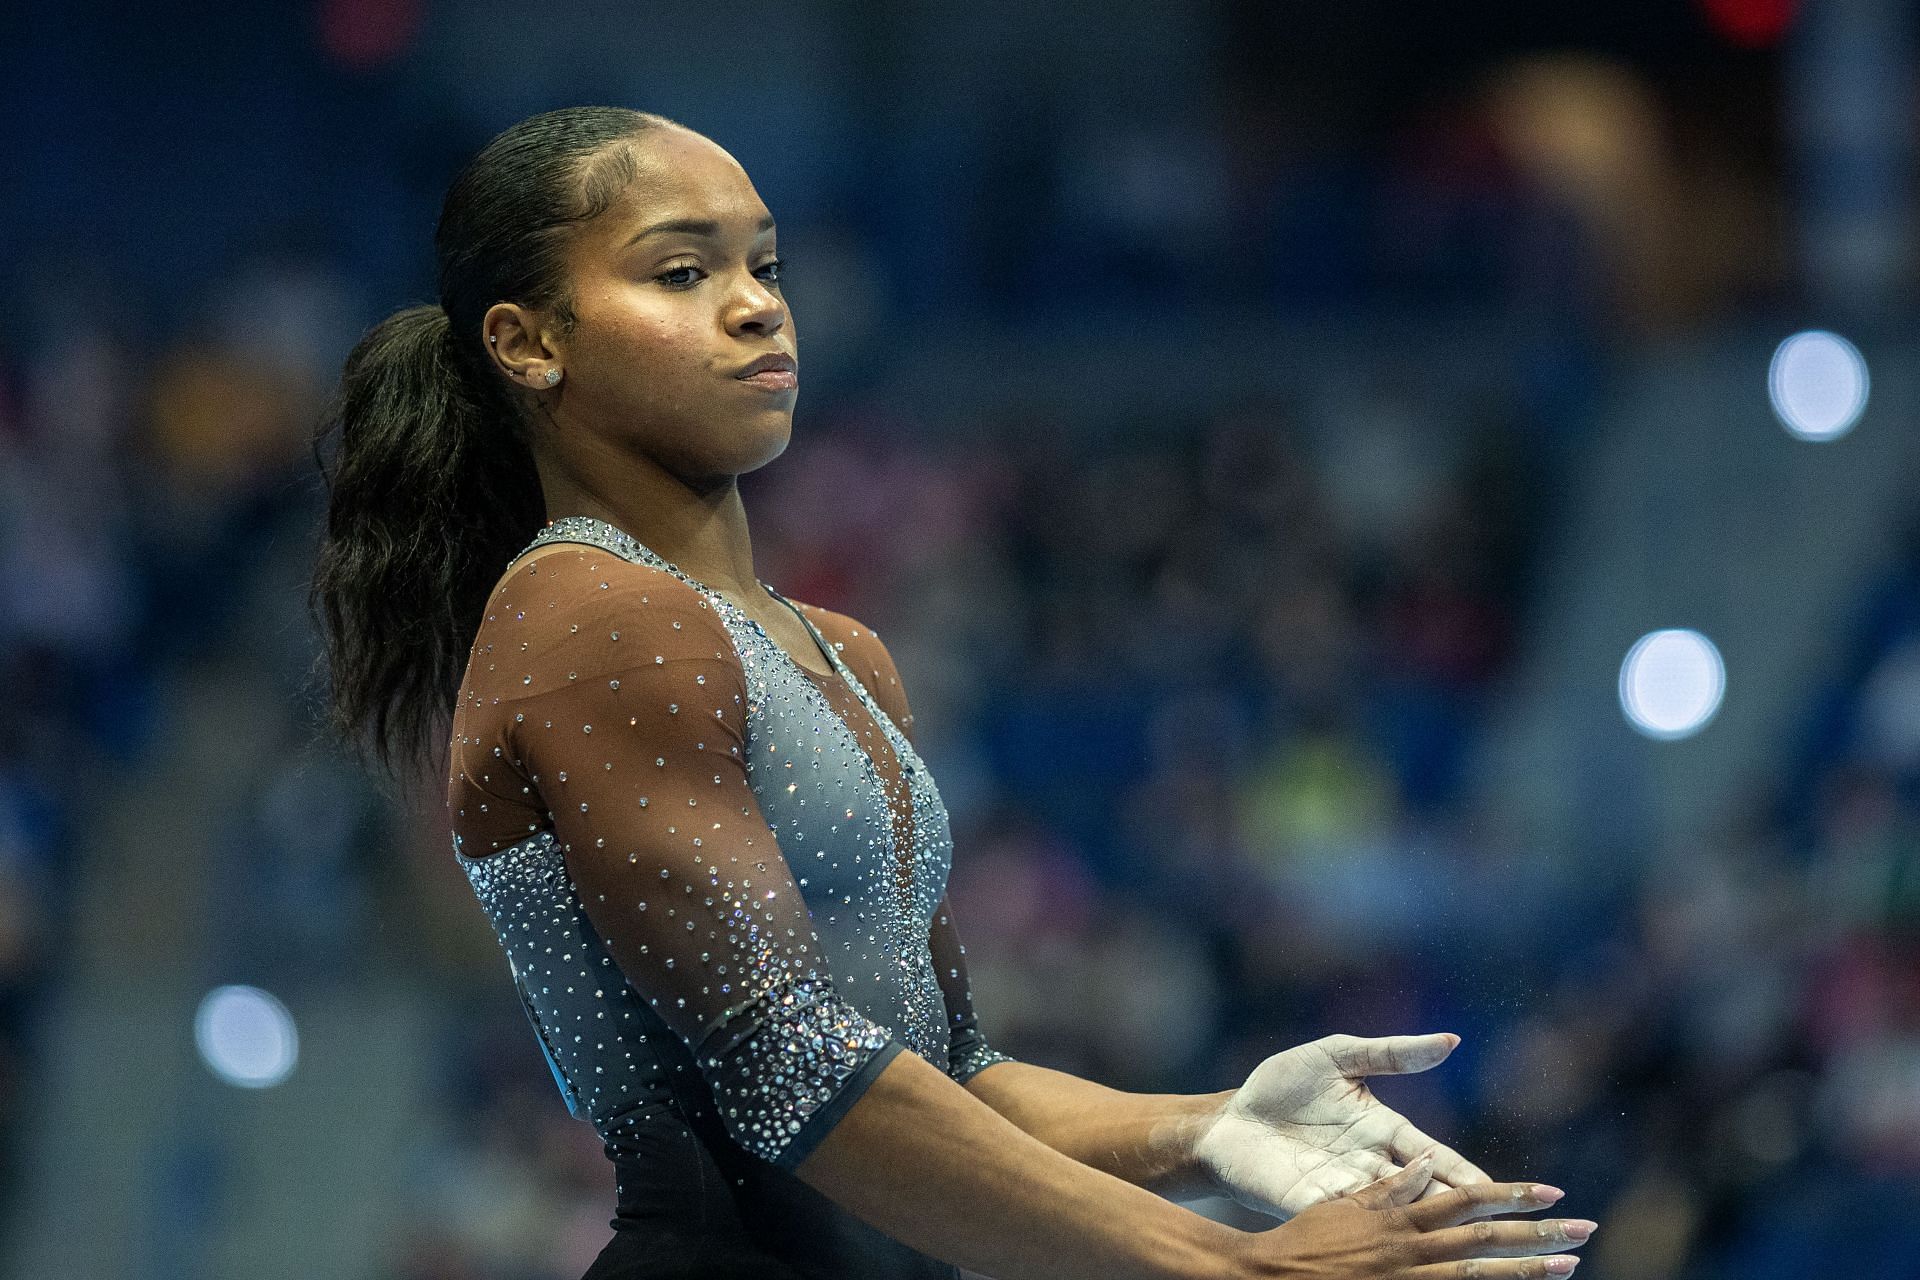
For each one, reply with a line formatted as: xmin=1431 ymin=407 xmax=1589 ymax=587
xmin=308 ymin=105 xmax=686 ymax=783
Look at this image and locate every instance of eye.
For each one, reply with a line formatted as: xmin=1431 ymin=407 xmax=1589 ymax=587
xmin=654 ymin=258 xmax=788 ymax=289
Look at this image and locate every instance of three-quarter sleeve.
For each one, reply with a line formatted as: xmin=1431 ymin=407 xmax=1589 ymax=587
xmin=495 ymin=554 xmax=903 ymax=1169
xmin=791 ymin=602 xmax=1016 ymax=1085
xmin=929 ymin=893 xmax=1016 ymax=1083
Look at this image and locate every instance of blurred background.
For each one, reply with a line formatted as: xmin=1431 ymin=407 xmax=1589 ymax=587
xmin=5 ymin=1 xmax=1920 ymax=1276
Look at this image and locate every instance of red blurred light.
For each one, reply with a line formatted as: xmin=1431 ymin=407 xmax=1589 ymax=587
xmin=318 ymin=0 xmax=425 ymax=71
xmin=1696 ymin=0 xmax=1799 ymax=48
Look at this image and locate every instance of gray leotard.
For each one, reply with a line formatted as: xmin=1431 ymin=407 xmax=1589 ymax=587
xmin=446 ymin=515 xmax=1011 ymax=1277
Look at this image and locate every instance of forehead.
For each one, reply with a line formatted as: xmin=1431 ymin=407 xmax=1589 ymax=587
xmin=591 ymin=129 xmax=771 ymax=248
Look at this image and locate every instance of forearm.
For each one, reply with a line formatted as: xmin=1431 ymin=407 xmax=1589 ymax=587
xmin=965 ymin=1059 xmax=1234 ymax=1200
xmin=797 ymin=1048 xmax=1240 ymax=1280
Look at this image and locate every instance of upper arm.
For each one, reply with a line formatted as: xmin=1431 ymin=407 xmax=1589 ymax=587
xmin=491 ymin=557 xmax=903 ymax=1166
xmin=928 ymin=891 xmax=1017 ymax=1084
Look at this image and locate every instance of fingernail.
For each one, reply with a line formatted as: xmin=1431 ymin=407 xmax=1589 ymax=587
xmin=1545 ymin=1257 xmax=1578 ymax=1274
xmin=1531 ymin=1184 xmax=1565 ymax=1203
xmin=1563 ymin=1220 xmax=1595 ymax=1240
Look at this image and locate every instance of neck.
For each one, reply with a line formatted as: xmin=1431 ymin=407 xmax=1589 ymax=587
xmin=536 ymin=445 xmax=763 ymax=600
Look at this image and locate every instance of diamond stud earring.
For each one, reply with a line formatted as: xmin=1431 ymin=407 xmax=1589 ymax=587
xmin=544 ymin=369 xmax=562 ymax=386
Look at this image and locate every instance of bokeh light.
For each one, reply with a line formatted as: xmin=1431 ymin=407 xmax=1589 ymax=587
xmin=1696 ymin=0 xmax=1799 ymax=49
xmin=1768 ymin=330 xmax=1869 ymax=441
xmin=194 ymin=984 xmax=299 ymax=1088
xmin=1619 ymin=629 xmax=1727 ymax=740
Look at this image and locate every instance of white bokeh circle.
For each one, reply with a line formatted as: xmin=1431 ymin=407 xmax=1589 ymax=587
xmin=1620 ymin=629 xmax=1726 ymax=740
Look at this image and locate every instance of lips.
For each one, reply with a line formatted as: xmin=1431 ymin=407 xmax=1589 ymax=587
xmin=738 ymin=367 xmax=798 ymax=391
xmin=734 ymin=352 xmax=796 ymax=378
xmin=734 ymin=350 xmax=798 ymax=393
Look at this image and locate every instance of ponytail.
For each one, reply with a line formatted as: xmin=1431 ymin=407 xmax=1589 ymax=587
xmin=308 ymin=302 xmax=543 ymax=782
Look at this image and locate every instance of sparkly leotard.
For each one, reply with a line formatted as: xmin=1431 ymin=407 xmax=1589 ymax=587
xmin=446 ymin=515 xmax=1013 ymax=1279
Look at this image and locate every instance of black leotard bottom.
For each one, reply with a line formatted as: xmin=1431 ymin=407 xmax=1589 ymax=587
xmin=580 ymin=1111 xmax=958 ymax=1280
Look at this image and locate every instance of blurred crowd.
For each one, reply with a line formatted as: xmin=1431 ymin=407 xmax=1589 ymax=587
xmin=7 ymin=273 xmax=1916 ymax=1278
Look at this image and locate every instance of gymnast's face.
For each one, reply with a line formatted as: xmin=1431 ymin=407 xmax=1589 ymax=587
xmin=493 ymin=127 xmax=797 ymax=486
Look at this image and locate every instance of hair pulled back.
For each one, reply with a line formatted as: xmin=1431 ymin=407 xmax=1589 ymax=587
xmin=309 ymin=105 xmax=684 ymax=782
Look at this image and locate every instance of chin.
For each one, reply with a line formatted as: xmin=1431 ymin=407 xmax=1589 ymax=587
xmin=727 ymin=416 xmax=794 ymax=477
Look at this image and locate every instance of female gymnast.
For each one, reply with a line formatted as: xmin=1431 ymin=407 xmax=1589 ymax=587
xmin=309 ymin=106 xmax=1594 ymax=1280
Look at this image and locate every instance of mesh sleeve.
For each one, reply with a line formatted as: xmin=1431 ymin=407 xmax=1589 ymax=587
xmin=930 ymin=893 xmax=1016 ymax=1083
xmin=492 ymin=549 xmax=903 ymax=1168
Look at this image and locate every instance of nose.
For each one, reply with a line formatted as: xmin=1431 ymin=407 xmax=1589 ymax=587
xmin=726 ymin=268 xmax=787 ymax=337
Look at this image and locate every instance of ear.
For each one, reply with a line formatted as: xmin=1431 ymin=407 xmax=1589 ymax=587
xmin=481 ymin=302 xmax=560 ymax=389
